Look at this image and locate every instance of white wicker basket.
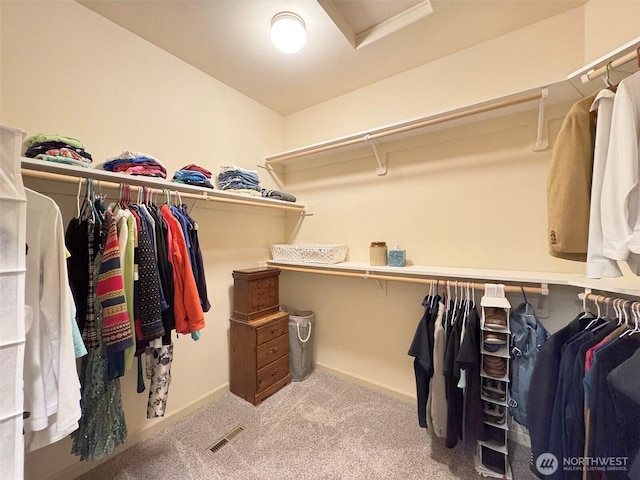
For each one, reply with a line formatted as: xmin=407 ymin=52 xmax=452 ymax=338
xmin=271 ymin=244 xmax=349 ymax=264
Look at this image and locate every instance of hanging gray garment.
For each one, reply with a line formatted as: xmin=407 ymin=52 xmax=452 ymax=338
xmin=428 ymin=302 xmax=447 ymax=438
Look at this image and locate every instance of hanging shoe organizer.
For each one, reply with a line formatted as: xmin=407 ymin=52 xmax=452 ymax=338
xmin=475 ymin=284 xmax=513 ymax=479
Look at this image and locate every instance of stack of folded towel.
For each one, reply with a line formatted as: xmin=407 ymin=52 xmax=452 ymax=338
xmin=24 ymin=134 xmax=93 ymax=168
xmin=172 ymin=164 xmax=214 ymax=189
xmin=100 ymin=151 xmax=167 ymax=178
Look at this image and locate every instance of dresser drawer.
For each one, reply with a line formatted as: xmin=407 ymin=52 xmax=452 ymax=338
xmin=257 ymin=354 xmax=289 ymax=392
xmin=256 ymin=334 xmax=288 ymax=370
xmin=256 ymin=316 xmax=289 ymax=345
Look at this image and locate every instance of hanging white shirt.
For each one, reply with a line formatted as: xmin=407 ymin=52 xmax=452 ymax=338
xmin=601 ymin=72 xmax=640 ymax=267
xmin=586 ymin=89 xmax=623 ymax=278
xmin=23 ymin=189 xmax=81 ymax=451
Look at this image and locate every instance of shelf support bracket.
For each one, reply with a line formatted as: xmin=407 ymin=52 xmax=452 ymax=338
xmin=365 ymin=135 xmax=387 ymax=176
xmin=374 ymin=279 xmax=387 ymax=297
xmin=532 ymin=88 xmax=549 ymax=152
xmin=534 ymin=283 xmax=551 ymax=319
xmin=364 ymin=271 xmax=387 ymax=296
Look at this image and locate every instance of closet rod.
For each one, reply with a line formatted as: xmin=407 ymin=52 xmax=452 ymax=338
xmin=265 ymin=91 xmax=544 ymax=165
xmin=276 ymin=264 xmax=546 ymax=295
xmin=21 ymin=169 xmax=305 ymax=211
xmin=581 ymin=47 xmax=640 ymax=83
xmin=583 ymin=292 xmax=640 ymax=305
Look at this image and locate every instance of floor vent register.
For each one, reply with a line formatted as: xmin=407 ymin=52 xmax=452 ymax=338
xmin=209 ymin=425 xmax=245 ymax=453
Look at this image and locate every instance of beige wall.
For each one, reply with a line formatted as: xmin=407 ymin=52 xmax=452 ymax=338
xmin=281 ymin=7 xmax=587 ymax=149
xmin=2 ymin=0 xmax=639 ymax=478
xmin=0 ymin=1 xmax=284 ymax=174
xmin=1 ymin=1 xmax=287 ymax=479
xmin=276 ymin=0 xmax=640 ymax=419
xmin=279 ymin=108 xmax=582 ymax=400
xmin=283 ymin=109 xmax=576 ymax=272
xmin=584 ymin=0 xmax=640 ymax=61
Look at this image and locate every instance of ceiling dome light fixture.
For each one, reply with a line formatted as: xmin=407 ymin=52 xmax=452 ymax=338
xmin=270 ymin=12 xmax=306 ymax=54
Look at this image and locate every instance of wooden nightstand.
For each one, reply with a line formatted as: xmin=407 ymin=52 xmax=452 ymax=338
xmin=229 ymin=311 xmax=291 ymax=405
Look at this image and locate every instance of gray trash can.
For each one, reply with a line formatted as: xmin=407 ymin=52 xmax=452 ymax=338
xmin=283 ymin=307 xmax=315 ymax=382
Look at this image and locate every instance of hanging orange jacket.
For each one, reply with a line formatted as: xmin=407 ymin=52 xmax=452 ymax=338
xmin=160 ymin=204 xmax=204 ymax=335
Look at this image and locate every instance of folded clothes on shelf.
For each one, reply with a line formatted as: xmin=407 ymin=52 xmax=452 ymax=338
xmin=180 ymin=164 xmax=213 ymax=178
xmin=172 ymin=168 xmax=213 ymax=189
xmin=24 ymin=134 xmax=93 ymax=167
xmin=217 ymin=165 xmax=297 ymax=202
xmin=217 ymin=165 xmax=261 ymax=191
xmin=98 ymin=151 xmax=167 ymax=178
xmin=24 ymin=133 xmax=85 ymax=150
xmin=224 ymin=188 xmax=261 ymax=196
xmin=260 ymin=188 xmax=296 ymax=202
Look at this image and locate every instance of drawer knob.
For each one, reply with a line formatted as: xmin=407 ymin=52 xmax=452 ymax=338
xmin=270 ymin=327 xmax=277 ymax=334
xmin=270 ymin=346 xmax=278 ymax=354
xmin=271 ymin=368 xmax=278 ymax=376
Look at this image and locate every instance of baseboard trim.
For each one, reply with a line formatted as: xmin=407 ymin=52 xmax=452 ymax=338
xmin=50 ymin=382 xmax=230 ymax=480
xmin=315 ymin=362 xmax=415 ymax=405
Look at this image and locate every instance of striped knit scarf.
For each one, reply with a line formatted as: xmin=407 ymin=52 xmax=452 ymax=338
xmin=97 ymin=210 xmax=134 ymax=357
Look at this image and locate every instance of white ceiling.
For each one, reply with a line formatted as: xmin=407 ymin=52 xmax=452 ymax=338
xmin=78 ymin=0 xmax=587 ymax=116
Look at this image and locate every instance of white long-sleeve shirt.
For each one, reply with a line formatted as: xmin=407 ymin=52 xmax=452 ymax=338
xmin=23 ymin=189 xmax=81 ymax=451
xmin=586 ymin=89 xmax=623 ymax=278
xmin=601 ymin=72 xmax=640 ymax=265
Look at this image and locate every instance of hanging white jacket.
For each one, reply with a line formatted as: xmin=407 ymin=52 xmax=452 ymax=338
xmin=601 ymin=72 xmax=640 ymax=269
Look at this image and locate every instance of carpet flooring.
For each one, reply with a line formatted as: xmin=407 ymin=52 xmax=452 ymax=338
xmin=77 ymin=370 xmax=537 ymax=479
